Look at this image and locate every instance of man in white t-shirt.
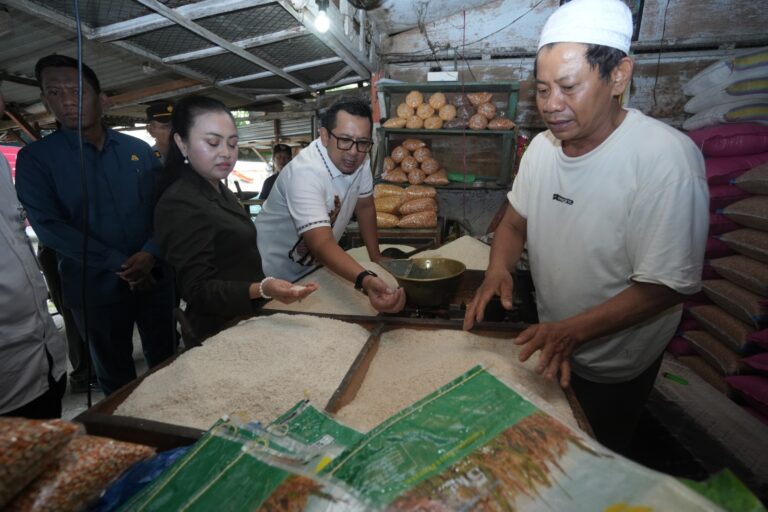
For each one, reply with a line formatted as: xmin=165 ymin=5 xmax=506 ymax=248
xmin=464 ymin=0 xmax=708 ymax=454
xmin=256 ymin=97 xmax=405 ymax=313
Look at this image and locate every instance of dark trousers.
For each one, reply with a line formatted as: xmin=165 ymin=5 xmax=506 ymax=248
xmin=570 ymin=354 xmax=663 ymax=456
xmin=71 ymin=279 xmax=177 ymax=396
xmin=2 ymin=349 xmax=67 ymax=420
xmin=37 ymin=245 xmax=92 ymax=385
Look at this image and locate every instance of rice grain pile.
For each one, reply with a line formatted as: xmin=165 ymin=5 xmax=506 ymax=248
xmin=115 ymin=314 xmax=370 ymax=429
xmin=334 ymin=328 xmax=577 ymax=432
xmin=263 ymin=261 xmax=398 ymax=316
xmin=413 ymin=235 xmax=490 ymax=270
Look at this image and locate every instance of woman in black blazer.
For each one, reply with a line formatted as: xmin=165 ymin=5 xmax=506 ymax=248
xmin=155 ymin=96 xmax=316 ymax=340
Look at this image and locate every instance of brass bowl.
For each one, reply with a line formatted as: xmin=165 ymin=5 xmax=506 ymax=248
xmin=380 ymin=258 xmax=466 ymax=307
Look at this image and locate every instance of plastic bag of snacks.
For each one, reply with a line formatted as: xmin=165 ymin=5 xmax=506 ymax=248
xmin=404 ymin=185 xmax=436 ymax=200
xmin=0 ymin=418 xmax=81 ymax=508
xmin=7 ymin=435 xmax=154 ymax=512
xmin=374 ymin=183 xmax=406 ymax=199
xmin=121 ymin=402 xmax=368 ymax=511
xmin=398 ymin=210 xmax=437 ymax=228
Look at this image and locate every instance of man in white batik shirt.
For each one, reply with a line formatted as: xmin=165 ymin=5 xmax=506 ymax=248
xmin=257 ymin=97 xmax=405 ymax=313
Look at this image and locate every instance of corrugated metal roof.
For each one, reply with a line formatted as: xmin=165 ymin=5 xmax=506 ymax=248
xmin=24 ymin=0 xmax=153 ymax=26
xmin=231 ymin=75 xmax=298 ymax=91
xmin=126 ymin=25 xmax=212 ymax=57
xmin=183 ymin=53 xmax=265 ymax=81
xmin=197 ymin=4 xmax=298 ymax=41
xmin=292 ymin=61 xmax=352 ymax=86
xmin=0 ymin=0 xmax=378 ymax=140
xmin=249 ymin=34 xmax=337 ymax=70
xmin=238 ymin=115 xmax=313 ymax=144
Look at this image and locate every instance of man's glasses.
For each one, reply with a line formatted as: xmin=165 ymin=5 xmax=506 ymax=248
xmin=328 ymin=131 xmax=373 ymax=153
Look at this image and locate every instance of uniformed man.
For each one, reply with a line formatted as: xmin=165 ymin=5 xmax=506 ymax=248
xmin=145 ymin=100 xmax=174 ymax=162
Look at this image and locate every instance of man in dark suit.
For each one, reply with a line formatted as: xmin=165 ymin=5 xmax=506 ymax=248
xmin=15 ymin=55 xmax=176 ymax=395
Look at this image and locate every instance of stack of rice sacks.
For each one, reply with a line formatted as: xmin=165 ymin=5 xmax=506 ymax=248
xmin=667 ymin=77 xmax=768 ymax=425
xmin=682 ymin=46 xmax=768 ymax=132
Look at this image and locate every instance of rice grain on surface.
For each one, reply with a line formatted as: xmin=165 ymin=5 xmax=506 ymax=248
xmin=115 ymin=314 xmax=370 ymax=429
xmin=334 ymin=328 xmax=577 ymax=432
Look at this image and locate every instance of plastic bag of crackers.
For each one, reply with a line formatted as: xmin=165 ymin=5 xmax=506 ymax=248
xmin=1 ymin=417 xmax=154 ymax=511
xmin=374 ymin=183 xmax=439 ymax=229
xmin=381 ymin=138 xmax=449 ymax=186
xmin=383 ymin=90 xmax=515 ymax=131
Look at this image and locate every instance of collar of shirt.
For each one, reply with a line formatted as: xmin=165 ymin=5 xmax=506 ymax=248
xmin=313 ymin=138 xmax=366 ymax=180
xmin=59 ymin=125 xmax=118 ymax=151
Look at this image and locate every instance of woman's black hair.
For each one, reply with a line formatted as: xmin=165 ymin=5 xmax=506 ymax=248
xmin=155 ymin=95 xmax=235 ymax=201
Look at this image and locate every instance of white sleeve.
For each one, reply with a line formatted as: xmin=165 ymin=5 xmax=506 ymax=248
xmin=507 ymin=148 xmax=534 ymax=219
xmin=358 ymin=159 xmax=373 ymax=198
xmin=284 ymin=167 xmax=332 ymax=235
xmin=627 ymin=151 xmax=709 ymax=295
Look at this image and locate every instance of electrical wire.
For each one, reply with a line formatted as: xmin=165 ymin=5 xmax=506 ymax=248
xmin=459 ymin=0 xmax=547 ymax=48
xmin=73 ymin=0 xmax=93 ymax=408
xmin=460 ymin=10 xmax=468 ymax=227
xmin=415 ymin=1 xmax=445 ymax=72
xmin=652 ymin=0 xmax=671 ymax=107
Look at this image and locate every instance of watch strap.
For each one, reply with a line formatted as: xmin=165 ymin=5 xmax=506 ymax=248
xmin=354 ymin=270 xmax=377 ymax=291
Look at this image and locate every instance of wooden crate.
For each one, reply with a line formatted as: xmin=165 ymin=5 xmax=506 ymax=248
xmin=75 ymin=316 xmax=590 ymax=451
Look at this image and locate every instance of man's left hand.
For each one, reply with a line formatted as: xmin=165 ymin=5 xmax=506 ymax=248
xmin=515 ymin=322 xmax=580 ymax=388
xmin=118 ymin=251 xmax=156 ymax=283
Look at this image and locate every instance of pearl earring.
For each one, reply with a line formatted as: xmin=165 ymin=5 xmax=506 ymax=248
xmin=183 ymin=156 xmax=189 ymax=164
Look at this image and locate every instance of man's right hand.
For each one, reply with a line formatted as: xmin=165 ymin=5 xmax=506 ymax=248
xmin=363 ymin=276 xmax=406 ymax=313
xmin=463 ymin=267 xmax=514 ymax=330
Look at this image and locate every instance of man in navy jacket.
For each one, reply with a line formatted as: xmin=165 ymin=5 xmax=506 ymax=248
xmin=16 ymin=55 xmax=176 ymax=395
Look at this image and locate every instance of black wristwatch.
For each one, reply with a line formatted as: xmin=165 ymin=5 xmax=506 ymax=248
xmin=354 ymin=270 xmax=378 ymax=292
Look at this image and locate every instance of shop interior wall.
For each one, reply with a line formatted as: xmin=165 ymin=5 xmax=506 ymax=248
xmin=383 ymin=0 xmax=768 ymax=129
xmin=379 ymin=0 xmax=768 ymax=234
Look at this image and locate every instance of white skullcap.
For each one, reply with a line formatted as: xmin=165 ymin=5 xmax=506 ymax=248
xmin=538 ymin=0 xmax=633 ymax=54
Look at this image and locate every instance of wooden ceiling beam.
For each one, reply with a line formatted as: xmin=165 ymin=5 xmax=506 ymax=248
xmin=0 ymin=72 xmax=38 ymax=88
xmin=107 ymin=78 xmax=201 ymax=106
xmin=3 ymin=105 xmax=40 ymax=141
xmin=136 ymin=0 xmax=312 ymax=93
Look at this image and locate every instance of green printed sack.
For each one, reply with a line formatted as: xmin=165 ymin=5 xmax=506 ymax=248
xmin=119 ymin=402 xmax=367 ymax=511
xmin=323 ymin=366 xmax=724 ymax=511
